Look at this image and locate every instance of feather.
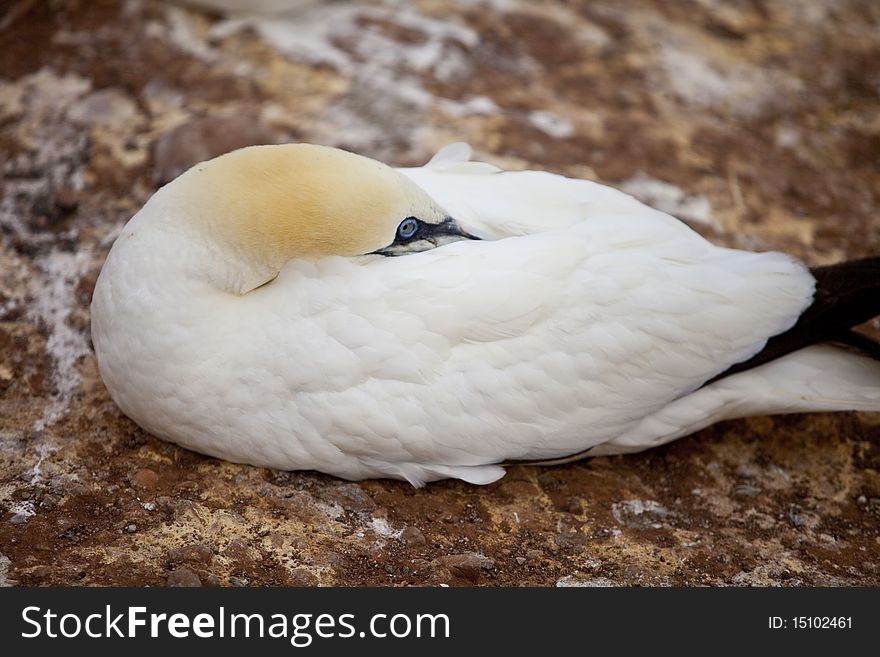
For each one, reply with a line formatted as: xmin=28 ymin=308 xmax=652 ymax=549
xmin=425 ymin=142 xmax=472 ymax=169
xmin=706 ymin=256 xmax=880 ymax=385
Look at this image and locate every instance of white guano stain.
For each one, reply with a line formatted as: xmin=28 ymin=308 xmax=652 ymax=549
xmin=30 ymin=250 xmax=92 ymax=431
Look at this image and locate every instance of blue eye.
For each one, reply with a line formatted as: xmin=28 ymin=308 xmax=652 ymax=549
xmin=397 ymin=218 xmax=419 ymax=240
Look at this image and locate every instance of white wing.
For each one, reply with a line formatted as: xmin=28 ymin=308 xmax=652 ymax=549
xmin=263 ymin=163 xmax=815 ymax=483
xmin=599 ymin=344 xmax=880 ymax=455
xmin=399 ymin=149 xmax=679 ymax=238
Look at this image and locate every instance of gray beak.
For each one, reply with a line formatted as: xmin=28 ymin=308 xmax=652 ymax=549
xmin=372 ymin=216 xmax=480 ymax=257
xmin=424 ymin=217 xmax=481 ymax=245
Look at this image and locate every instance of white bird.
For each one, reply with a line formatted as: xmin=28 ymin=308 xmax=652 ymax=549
xmin=90 ymin=143 xmax=880 ymax=486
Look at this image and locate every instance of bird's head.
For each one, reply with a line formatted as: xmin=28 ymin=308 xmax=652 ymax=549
xmin=159 ymin=143 xmax=477 ymax=293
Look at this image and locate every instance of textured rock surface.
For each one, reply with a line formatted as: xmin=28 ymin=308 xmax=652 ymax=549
xmin=1 ymin=0 xmax=879 ymax=586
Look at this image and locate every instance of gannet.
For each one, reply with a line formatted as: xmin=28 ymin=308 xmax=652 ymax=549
xmin=90 ymin=143 xmax=880 ymax=486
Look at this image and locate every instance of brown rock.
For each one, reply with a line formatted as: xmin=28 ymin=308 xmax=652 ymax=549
xmin=433 ymin=554 xmax=483 ymax=583
xmin=152 ymin=114 xmax=279 ymax=184
xmin=166 ymin=568 xmax=202 ymax=587
xmin=288 ymin=568 xmax=319 ymax=587
xmin=172 ymin=499 xmax=207 ymax=524
xmin=400 ymin=525 xmax=426 ymax=547
xmin=66 ymin=88 xmax=143 ymax=132
xmin=167 ymin=543 xmax=214 ymax=565
xmin=222 ymin=539 xmax=261 ymax=570
xmin=131 ymin=468 xmax=159 ymax=489
xmin=53 ymin=186 xmax=80 ymax=212
xmin=325 ymin=483 xmax=377 ymax=513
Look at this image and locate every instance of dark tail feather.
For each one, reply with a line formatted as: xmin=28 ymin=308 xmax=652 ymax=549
xmin=802 ymin=257 xmax=880 ymax=337
xmin=705 ymin=256 xmax=880 ymax=385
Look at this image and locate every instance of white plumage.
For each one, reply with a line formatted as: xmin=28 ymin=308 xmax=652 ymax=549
xmin=90 ymin=143 xmax=880 ymax=486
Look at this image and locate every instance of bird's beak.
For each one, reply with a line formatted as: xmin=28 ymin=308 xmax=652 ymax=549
xmin=426 ymin=217 xmax=481 ymax=246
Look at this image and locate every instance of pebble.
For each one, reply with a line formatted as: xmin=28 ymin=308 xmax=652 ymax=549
xmin=131 ymin=468 xmax=159 ymax=489
xmin=400 ymin=526 xmax=426 ymax=547
xmin=433 ymin=554 xmax=484 ymax=583
xmin=53 ymin=186 xmax=81 ymax=212
xmin=288 ymin=568 xmax=319 ymax=587
xmin=125 ymin=524 xmax=137 ymax=533
xmin=166 ymin=568 xmax=202 ymax=587
xmin=67 ymin=88 xmax=143 ymax=132
xmin=566 ymin=498 xmax=583 ymax=514
xmin=153 ymin=114 xmax=278 ymax=184
xmin=222 ymin=539 xmax=261 ymax=568
xmin=611 ymin=499 xmax=671 ymax=529
xmin=167 ymin=543 xmax=214 ymax=565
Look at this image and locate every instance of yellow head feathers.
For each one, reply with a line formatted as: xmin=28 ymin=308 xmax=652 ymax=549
xmin=174 ymin=143 xmax=441 ymax=258
xmin=166 ymin=144 xmax=455 ymax=292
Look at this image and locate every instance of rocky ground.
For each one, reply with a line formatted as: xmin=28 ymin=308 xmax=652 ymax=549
xmin=1 ymin=0 xmax=879 ymax=587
